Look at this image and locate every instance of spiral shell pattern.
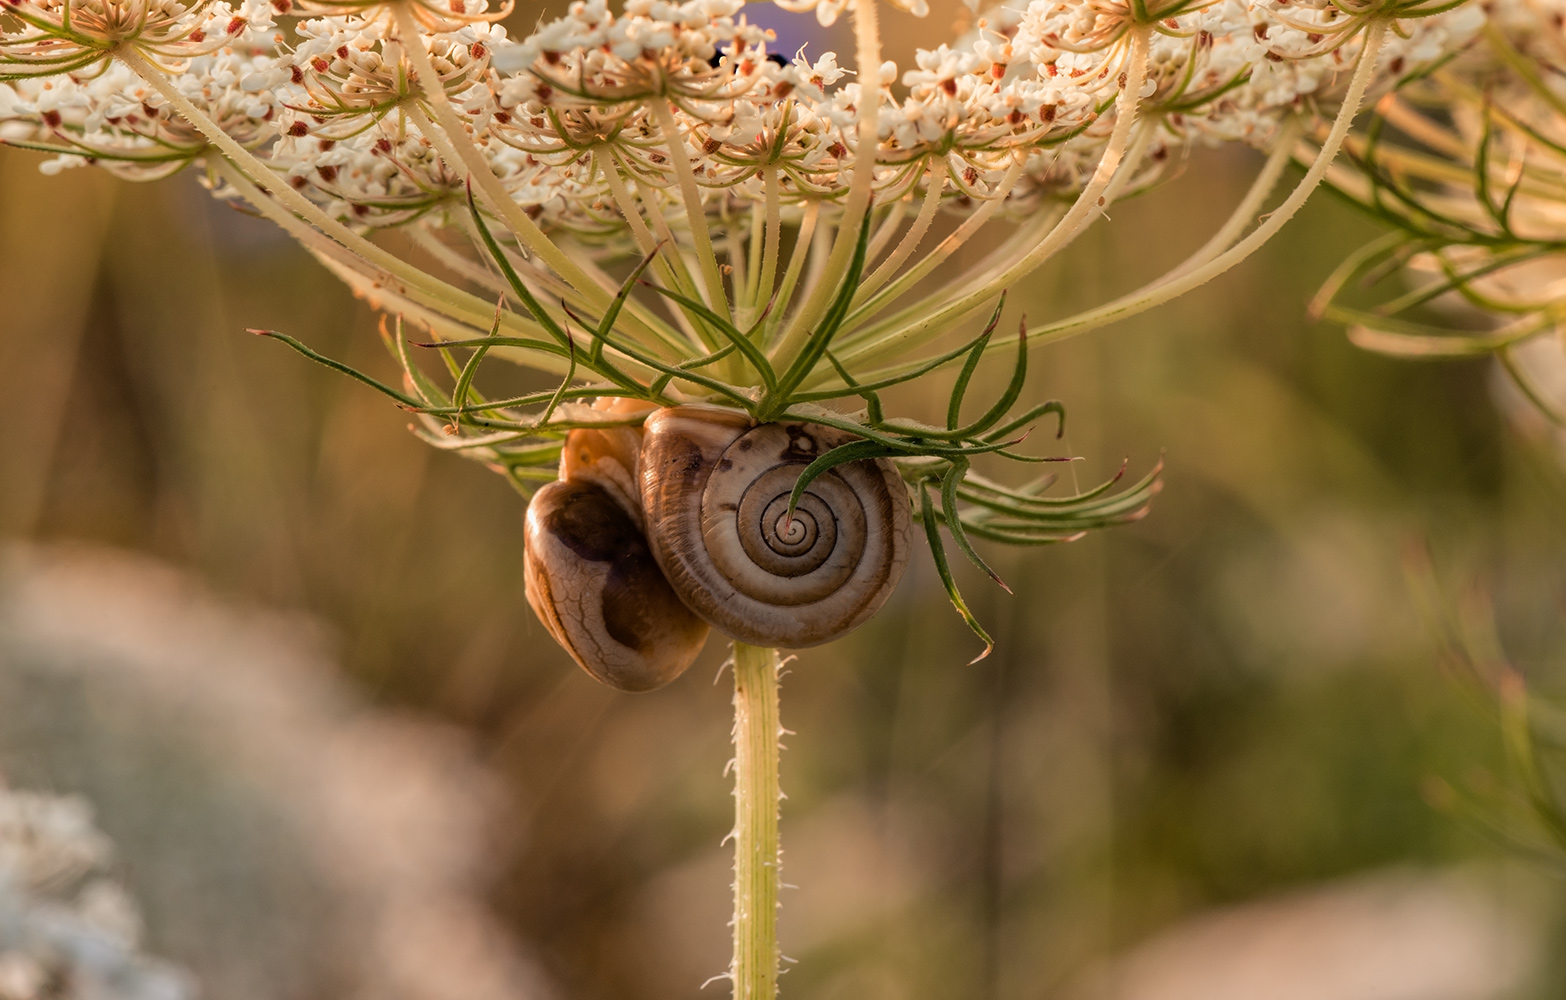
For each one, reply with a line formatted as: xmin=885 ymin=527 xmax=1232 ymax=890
xmin=639 ymin=406 xmax=912 ymax=649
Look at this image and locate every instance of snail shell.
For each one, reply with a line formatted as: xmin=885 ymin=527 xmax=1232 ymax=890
xmin=523 ymin=400 xmax=710 ymax=691
xmin=639 ymin=406 xmax=912 ymax=649
xmin=524 ymin=479 xmax=712 ymax=691
xmin=558 ymin=408 xmax=647 ymax=528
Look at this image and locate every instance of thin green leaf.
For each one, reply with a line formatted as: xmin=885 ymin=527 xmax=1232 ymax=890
xmin=538 ymin=329 xmax=579 ymax=426
xmin=648 ymin=343 xmax=739 ymax=398
xmin=763 ymin=210 xmax=874 ymax=415
xmin=953 ymin=521 xmax=1089 ymax=545
xmin=640 ymin=280 xmax=779 ymax=389
xmin=387 ymin=318 xmax=449 ymax=408
xmin=450 ymin=298 xmax=504 ymax=424
xmin=1375 ymin=244 xmax=1553 ymax=318
xmin=825 ymin=350 xmax=884 ymax=424
xmin=793 ymin=326 xmax=1001 ymax=402
xmin=785 ymin=439 xmax=899 ymax=520
xmin=946 ymin=295 xmax=1005 ymax=431
xmin=1308 ymin=230 xmax=1413 ymax=321
xmin=251 ymin=329 xmax=423 ymax=408
xmin=595 ymin=251 xmax=662 ymax=367
xmin=466 ymin=185 xmax=570 ymax=347
xmin=573 ymin=322 xmax=752 ymax=407
xmin=953 ymin=320 xmax=1028 ymax=438
xmin=940 ymin=458 xmax=1011 ymax=593
xmin=413 ymin=386 xmax=605 ymax=417
xmin=919 ymin=483 xmax=993 ymax=662
xmin=777 ymin=409 xmax=1033 ymax=459
xmin=409 ymin=334 xmax=578 ymax=355
xmin=981 ymin=400 xmax=1065 ymax=444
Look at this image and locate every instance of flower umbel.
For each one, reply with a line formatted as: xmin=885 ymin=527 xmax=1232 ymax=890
xmin=0 ymin=0 xmax=1507 ymax=993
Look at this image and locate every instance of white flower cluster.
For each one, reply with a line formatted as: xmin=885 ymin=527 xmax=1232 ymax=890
xmin=0 ymin=0 xmax=1483 ymax=236
xmin=0 ymin=0 xmax=1518 ymax=451
xmin=0 ymin=783 xmax=192 ymax=1000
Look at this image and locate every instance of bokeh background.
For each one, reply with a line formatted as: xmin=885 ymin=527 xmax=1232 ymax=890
xmin=2 ymin=3 xmax=1565 ymax=998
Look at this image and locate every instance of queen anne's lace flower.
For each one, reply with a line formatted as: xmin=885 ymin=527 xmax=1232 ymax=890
xmin=0 ymin=0 xmax=1505 ymax=609
xmin=1301 ymin=0 xmax=1566 ymax=441
xmin=0 ymin=0 xmax=1487 ymax=232
xmin=0 ymin=784 xmax=192 ymax=1000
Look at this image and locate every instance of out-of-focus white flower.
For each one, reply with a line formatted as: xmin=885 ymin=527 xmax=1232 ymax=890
xmin=0 ymin=545 xmax=556 ymax=1000
xmin=0 ymin=783 xmax=193 ymax=1000
xmin=1085 ymin=867 xmax=1543 ymax=1000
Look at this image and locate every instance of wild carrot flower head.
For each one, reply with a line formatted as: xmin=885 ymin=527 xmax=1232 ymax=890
xmin=0 ymin=0 xmax=1498 ymax=641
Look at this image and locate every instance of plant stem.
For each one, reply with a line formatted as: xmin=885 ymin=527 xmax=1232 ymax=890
xmin=842 ymin=24 xmax=1154 ymax=363
xmin=117 ymin=47 xmax=486 ymax=320
xmin=771 ymin=0 xmax=881 ymax=365
xmin=854 ymin=161 xmax=944 ymax=306
xmin=653 ymin=98 xmax=730 ymax=315
xmin=390 ymin=3 xmax=598 ymax=303
xmin=1015 ymin=20 xmax=1390 ymax=345
xmin=731 ymin=642 xmax=781 ymax=1000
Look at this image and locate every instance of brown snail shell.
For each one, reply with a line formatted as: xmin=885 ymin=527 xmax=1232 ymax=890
xmin=558 ymin=406 xmax=647 ymax=527
xmin=523 ymin=398 xmax=710 ymax=692
xmin=639 ymin=405 xmax=912 ymax=649
xmin=524 ymin=476 xmax=711 ymax=691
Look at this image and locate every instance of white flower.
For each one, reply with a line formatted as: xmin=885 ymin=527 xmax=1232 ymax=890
xmin=0 ymin=785 xmax=193 ymax=1000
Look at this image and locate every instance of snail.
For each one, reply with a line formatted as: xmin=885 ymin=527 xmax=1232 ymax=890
xmin=640 ymin=406 xmax=912 ymax=649
xmin=524 ymin=402 xmax=912 ymax=691
xmin=523 ymin=399 xmax=711 ymax=692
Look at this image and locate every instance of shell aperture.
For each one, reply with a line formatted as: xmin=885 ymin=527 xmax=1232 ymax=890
xmin=524 ymin=478 xmax=710 ymax=691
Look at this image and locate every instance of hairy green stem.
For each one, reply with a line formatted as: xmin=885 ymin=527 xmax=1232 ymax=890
xmin=731 ymin=643 xmax=781 ymax=1000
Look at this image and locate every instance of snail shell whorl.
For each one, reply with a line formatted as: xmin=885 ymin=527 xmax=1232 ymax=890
xmin=640 ymin=406 xmax=912 ymax=649
xmin=524 ymin=475 xmax=710 ymax=693
xmin=559 ymin=399 xmax=655 ymax=523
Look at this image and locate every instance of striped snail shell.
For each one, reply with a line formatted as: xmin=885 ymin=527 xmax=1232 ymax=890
xmin=523 ymin=401 xmax=711 ymax=692
xmin=640 ymin=406 xmax=912 ymax=649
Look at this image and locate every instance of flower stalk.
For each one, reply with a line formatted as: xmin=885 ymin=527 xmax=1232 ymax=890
xmin=1021 ymin=20 xmax=1390 ymax=350
xmin=389 ymin=1 xmax=596 ymax=302
xmin=730 ymin=642 xmax=782 ymax=1000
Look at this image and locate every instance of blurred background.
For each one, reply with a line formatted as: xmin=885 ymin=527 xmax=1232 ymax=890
xmin=2 ymin=3 xmax=1565 ymax=998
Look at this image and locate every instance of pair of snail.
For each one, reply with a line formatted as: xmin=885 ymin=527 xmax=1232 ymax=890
xmin=523 ymin=401 xmax=913 ymax=691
